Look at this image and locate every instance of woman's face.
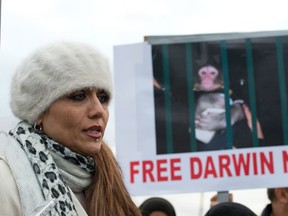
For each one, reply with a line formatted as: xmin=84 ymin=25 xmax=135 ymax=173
xmin=40 ymin=88 xmax=110 ymax=156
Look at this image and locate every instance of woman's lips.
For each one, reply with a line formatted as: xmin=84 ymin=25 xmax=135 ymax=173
xmin=83 ymin=126 xmax=102 ymax=139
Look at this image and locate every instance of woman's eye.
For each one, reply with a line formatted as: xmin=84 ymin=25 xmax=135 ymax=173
xmin=69 ymin=91 xmax=86 ymax=101
xmin=98 ymin=91 xmax=110 ymax=104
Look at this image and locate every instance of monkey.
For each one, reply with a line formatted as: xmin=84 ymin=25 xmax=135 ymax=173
xmin=194 ymin=64 xmax=245 ymax=144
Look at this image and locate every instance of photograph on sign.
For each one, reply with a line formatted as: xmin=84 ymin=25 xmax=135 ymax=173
xmin=152 ymin=36 xmax=288 ymax=154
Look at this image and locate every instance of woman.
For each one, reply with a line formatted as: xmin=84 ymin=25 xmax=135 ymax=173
xmin=0 ymin=42 xmax=141 ymax=215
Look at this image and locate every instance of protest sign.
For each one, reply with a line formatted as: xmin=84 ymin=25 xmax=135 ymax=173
xmin=114 ymin=31 xmax=288 ymax=196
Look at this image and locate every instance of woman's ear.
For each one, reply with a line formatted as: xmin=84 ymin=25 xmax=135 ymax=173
xmin=37 ymin=111 xmax=47 ymax=124
xmin=36 ymin=117 xmax=43 ymax=126
xmin=34 ymin=114 xmax=45 ymax=132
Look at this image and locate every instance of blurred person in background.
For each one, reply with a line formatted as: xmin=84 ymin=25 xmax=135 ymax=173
xmin=205 ymin=202 xmax=257 ymax=216
xmin=261 ymin=188 xmax=288 ymax=216
xmin=139 ymin=197 xmax=176 ymax=216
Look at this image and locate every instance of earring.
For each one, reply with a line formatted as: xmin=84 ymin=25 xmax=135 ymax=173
xmin=33 ymin=122 xmax=43 ymax=133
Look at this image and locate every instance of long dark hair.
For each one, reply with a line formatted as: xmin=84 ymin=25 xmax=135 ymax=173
xmin=85 ymin=142 xmax=141 ymax=216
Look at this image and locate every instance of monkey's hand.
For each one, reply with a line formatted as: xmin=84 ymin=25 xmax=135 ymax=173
xmin=196 ymin=111 xmax=226 ymax=131
xmin=195 ymin=103 xmax=244 ymax=131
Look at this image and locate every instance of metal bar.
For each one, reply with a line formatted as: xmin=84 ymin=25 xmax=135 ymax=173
xmin=185 ymin=43 xmax=197 ymax=152
xmin=245 ymin=39 xmax=259 ymax=147
xmin=276 ymin=37 xmax=288 ymax=145
xmin=220 ymin=41 xmax=233 ymax=149
xmin=162 ymin=45 xmax=173 ymax=153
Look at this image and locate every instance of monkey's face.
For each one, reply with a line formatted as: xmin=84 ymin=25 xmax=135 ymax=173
xmin=198 ymin=65 xmax=219 ymax=90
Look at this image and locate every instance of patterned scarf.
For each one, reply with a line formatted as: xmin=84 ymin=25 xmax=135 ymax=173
xmin=9 ymin=121 xmax=95 ymax=216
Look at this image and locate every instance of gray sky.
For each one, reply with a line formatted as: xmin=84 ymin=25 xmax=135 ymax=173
xmin=1 ymin=0 xmax=288 ymax=215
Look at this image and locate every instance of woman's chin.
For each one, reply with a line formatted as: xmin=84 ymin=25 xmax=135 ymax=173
xmin=77 ymin=142 xmax=102 ymax=156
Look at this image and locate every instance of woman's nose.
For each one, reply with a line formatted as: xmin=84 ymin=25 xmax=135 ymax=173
xmin=88 ymin=95 xmax=105 ymax=118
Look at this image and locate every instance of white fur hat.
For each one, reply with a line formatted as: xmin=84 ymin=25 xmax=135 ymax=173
xmin=10 ymin=41 xmax=113 ymax=124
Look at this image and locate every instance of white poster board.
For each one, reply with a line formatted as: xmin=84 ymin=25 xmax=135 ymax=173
xmin=114 ymin=33 xmax=288 ymax=196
